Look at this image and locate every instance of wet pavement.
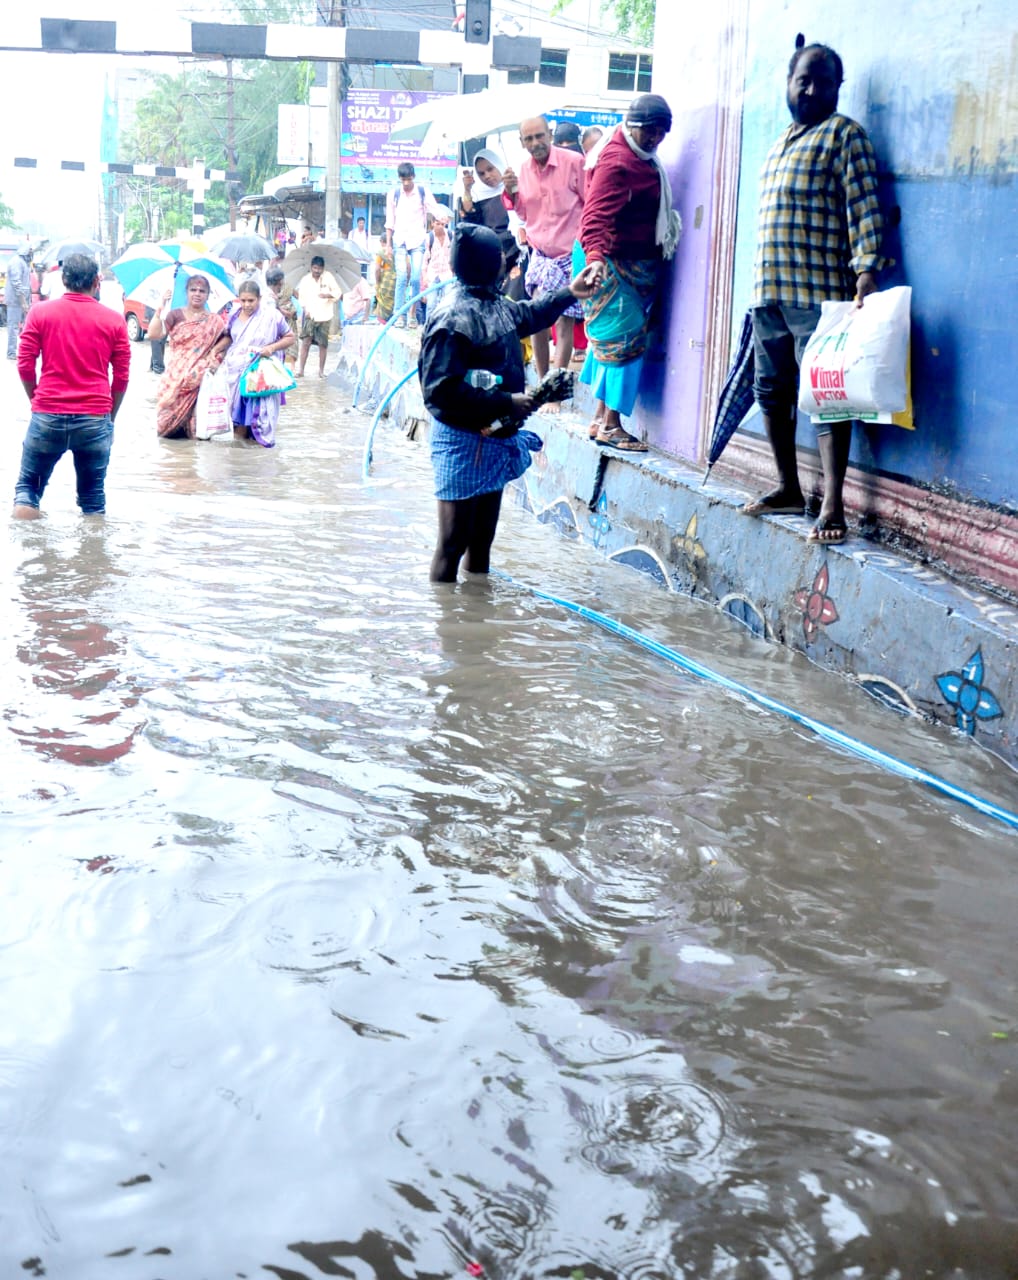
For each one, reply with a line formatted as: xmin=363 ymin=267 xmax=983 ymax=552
xmin=0 ymin=344 xmax=1016 ymax=1278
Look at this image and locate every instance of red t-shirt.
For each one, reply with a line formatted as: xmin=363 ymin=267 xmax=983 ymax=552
xmin=18 ymin=291 xmax=131 ymax=415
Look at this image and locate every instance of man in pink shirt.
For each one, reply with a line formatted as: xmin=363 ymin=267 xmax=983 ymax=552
xmin=385 ymin=162 xmax=448 ymax=329
xmin=14 ymin=253 xmax=130 ymax=519
xmin=504 ymin=116 xmax=585 ymax=376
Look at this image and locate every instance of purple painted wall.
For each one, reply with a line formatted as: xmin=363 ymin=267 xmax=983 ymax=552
xmin=634 ymin=7 xmax=725 ymax=461
xmin=642 ymin=1 xmax=1018 ymax=523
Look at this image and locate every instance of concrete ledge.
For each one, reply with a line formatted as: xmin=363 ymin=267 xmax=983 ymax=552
xmin=337 ymin=329 xmax=1018 ymax=771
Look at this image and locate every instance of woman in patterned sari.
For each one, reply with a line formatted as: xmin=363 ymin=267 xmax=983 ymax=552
xmin=150 ymin=276 xmax=230 ymax=438
xmin=577 ymin=94 xmax=680 ymax=452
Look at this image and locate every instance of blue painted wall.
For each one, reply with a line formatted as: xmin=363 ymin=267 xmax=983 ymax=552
xmin=652 ymin=1 xmax=1018 ymax=512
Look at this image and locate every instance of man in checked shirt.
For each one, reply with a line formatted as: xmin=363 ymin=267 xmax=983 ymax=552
xmin=742 ymin=42 xmax=887 ymax=544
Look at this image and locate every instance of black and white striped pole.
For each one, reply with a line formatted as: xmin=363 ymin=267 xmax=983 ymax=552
xmin=9 ymin=157 xmax=243 ymax=238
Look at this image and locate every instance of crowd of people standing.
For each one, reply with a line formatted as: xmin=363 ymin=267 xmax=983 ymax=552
xmin=9 ymin=51 xmax=885 ymax=569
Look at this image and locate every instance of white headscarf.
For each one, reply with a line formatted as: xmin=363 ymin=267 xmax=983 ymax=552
xmin=470 ymin=148 xmax=506 ymax=203
xmin=585 ymin=123 xmax=682 ymax=261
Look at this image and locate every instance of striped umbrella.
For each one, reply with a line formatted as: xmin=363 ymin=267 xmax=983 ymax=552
xmin=157 ymin=238 xmax=209 ymax=260
xmin=111 ymin=251 xmax=236 ymax=313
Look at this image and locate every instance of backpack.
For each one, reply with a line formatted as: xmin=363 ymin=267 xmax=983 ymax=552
xmin=393 ymin=182 xmax=427 ymax=214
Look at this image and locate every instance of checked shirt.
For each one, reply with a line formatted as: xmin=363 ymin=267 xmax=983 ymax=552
xmin=752 ymin=113 xmax=886 ymax=310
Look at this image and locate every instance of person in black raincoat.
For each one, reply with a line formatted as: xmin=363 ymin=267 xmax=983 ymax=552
xmin=418 ymin=224 xmax=596 ymax=583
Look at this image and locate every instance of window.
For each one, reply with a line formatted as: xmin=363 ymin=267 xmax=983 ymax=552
xmin=508 ymin=67 xmax=535 ymax=85
xmin=539 ymin=47 xmax=567 ymax=88
xmin=607 ymin=51 xmax=653 ymax=93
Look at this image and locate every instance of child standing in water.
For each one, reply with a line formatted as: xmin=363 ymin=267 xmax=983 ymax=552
xmin=418 ymin=224 xmax=596 ymax=582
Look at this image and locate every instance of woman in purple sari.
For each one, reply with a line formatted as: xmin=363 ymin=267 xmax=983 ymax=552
xmin=221 ymin=280 xmax=296 ymax=446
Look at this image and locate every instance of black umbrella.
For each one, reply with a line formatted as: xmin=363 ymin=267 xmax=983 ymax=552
xmin=210 ymin=233 xmax=277 ymax=264
xmin=38 ymin=238 xmax=105 ymax=267
xmin=703 ymin=310 xmax=756 ymax=484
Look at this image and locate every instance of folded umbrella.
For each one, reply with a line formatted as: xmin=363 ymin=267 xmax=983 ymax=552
xmin=703 ymin=310 xmax=756 ymax=484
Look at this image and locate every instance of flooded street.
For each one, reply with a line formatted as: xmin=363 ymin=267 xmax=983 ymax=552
xmin=1 ymin=347 xmax=1016 ymax=1279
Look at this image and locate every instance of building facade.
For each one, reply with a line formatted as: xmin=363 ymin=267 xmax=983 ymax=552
xmin=645 ymin=0 xmax=1018 ymax=598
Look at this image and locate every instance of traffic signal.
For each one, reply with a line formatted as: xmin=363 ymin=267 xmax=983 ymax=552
xmin=463 ymin=0 xmax=491 ymax=44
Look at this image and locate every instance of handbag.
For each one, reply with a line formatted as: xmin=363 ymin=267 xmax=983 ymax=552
xmin=240 ymin=355 xmax=298 ymax=397
xmin=798 ymin=285 xmax=913 ymax=426
xmin=194 ymin=366 xmax=231 ymax=440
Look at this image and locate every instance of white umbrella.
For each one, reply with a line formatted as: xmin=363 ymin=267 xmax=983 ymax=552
xmin=282 ymin=243 xmax=365 ymax=293
xmin=387 ymin=84 xmax=578 ymax=155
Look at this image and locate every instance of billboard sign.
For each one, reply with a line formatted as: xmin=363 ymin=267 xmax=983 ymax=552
xmin=278 ymin=104 xmax=329 ymax=167
xmin=341 ymin=89 xmax=458 ymax=195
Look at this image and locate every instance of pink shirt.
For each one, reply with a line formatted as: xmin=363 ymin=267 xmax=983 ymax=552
xmin=422 ymin=229 xmax=453 ymax=285
xmin=512 ymin=145 xmax=585 ymax=260
xmin=385 ymin=182 xmax=446 ymax=251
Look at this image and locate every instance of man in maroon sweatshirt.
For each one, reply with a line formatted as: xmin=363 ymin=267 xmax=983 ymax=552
xmin=14 ymin=253 xmax=130 ymax=519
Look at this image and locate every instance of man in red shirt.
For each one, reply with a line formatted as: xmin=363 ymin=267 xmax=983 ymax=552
xmin=14 ymin=253 xmax=130 ymax=519
xmin=503 ymin=116 xmax=585 ymax=377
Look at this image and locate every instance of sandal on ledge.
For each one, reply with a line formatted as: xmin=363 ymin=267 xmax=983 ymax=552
xmin=595 ymin=426 xmax=648 ymax=452
xmin=588 ymin=421 xmax=603 ymax=439
xmin=741 ymin=490 xmax=806 ymax=517
xmin=806 ymin=518 xmax=847 ymax=545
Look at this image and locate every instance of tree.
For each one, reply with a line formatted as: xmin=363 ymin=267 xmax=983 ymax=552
xmin=119 ymin=57 xmax=309 ymax=241
xmin=0 ymin=194 xmax=16 ymax=229
xmin=609 ymin=0 xmax=655 ymax=45
xmin=553 ymin=0 xmax=655 ymax=46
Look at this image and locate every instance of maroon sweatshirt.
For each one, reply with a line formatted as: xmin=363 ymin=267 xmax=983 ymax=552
xmin=580 ymin=131 xmax=664 ymax=264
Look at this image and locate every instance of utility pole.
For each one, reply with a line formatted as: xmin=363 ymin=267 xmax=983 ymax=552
xmin=225 ymin=58 xmax=239 ymax=230
xmin=324 ymin=0 xmax=344 ymax=241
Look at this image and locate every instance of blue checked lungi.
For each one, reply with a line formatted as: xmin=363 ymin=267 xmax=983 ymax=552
xmin=430 ymin=417 xmax=542 ymax=501
xmin=525 ymin=247 xmax=583 ymax=319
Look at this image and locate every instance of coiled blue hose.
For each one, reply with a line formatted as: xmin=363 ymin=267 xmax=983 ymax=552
xmin=517 ymin=580 xmax=1018 ymax=834
xmin=351 ymin=279 xmax=452 ymax=409
xmin=362 ymin=367 xmax=419 ymax=478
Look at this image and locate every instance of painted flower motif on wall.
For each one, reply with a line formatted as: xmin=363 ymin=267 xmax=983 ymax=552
xmin=793 ymin=563 xmax=839 ymax=643
xmin=935 ymin=648 xmax=1003 ymax=735
xmin=672 ymin=513 xmax=707 ymax=567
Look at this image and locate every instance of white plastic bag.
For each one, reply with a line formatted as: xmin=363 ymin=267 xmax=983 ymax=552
xmin=195 ymin=367 xmax=232 ymax=441
xmin=798 ymin=285 xmax=911 ymax=424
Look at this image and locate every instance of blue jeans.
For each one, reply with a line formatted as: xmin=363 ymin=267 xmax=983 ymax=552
xmin=393 ymin=244 xmax=425 ymax=319
xmin=6 ymin=300 xmax=25 ymax=357
xmin=15 ymin=413 xmax=114 ymax=514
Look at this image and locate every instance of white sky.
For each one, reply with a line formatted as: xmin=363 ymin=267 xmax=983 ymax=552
xmin=0 ymin=2 xmax=231 ymax=238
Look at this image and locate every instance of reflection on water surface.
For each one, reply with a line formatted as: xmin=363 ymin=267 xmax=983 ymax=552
xmin=0 ymin=357 xmax=1016 ymax=1278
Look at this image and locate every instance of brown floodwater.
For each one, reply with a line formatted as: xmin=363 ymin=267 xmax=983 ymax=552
xmin=0 ymin=349 xmax=1016 ymax=1279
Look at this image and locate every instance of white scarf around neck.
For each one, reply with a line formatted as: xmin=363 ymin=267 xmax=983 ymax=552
xmin=589 ymin=123 xmax=681 ymax=261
